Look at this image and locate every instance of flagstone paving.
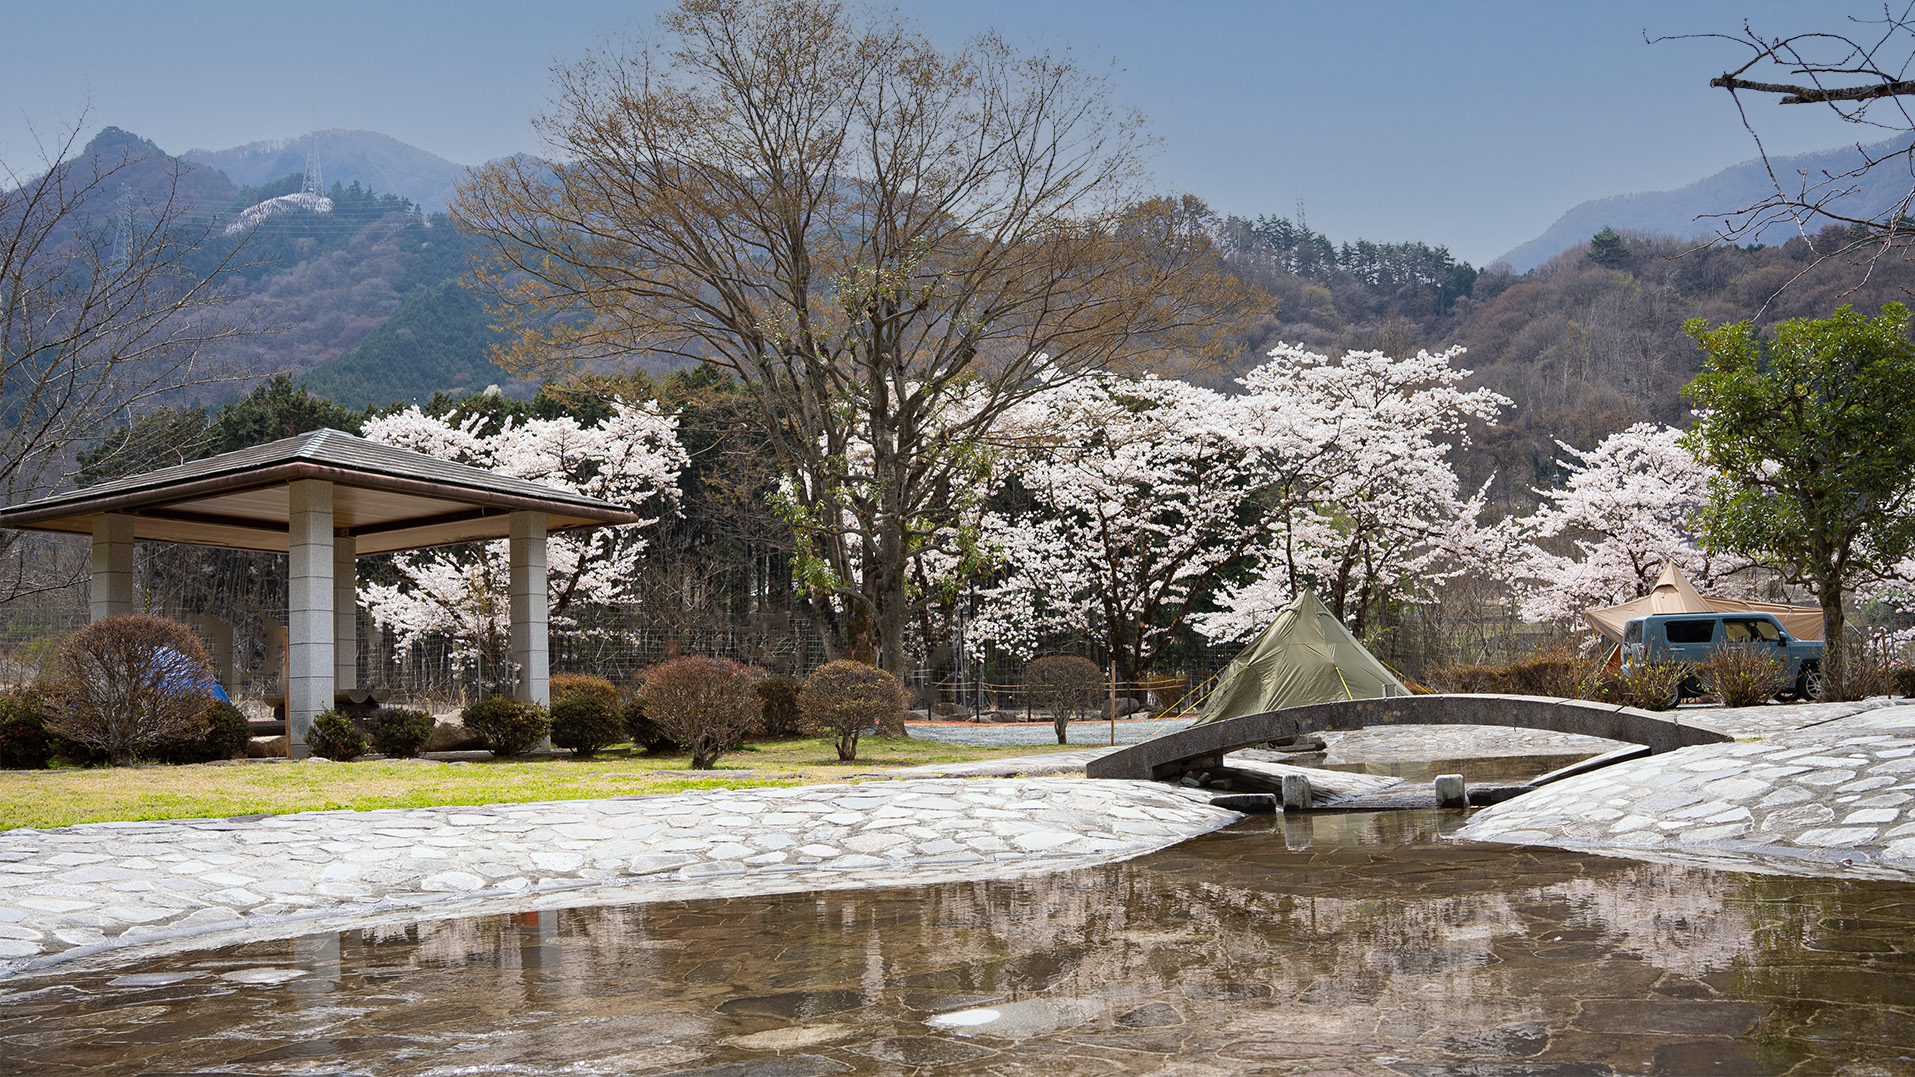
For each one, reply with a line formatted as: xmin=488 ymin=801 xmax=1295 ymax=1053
xmin=5 ymin=696 xmax=1912 ymax=980
xmin=0 ymin=777 xmax=1231 ymax=979
xmin=1461 ymin=702 xmax=1915 ymax=879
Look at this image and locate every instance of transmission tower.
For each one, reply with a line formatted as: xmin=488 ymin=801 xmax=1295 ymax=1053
xmin=111 ymin=183 xmax=133 ymax=268
xmin=303 ymin=133 xmax=323 ymax=198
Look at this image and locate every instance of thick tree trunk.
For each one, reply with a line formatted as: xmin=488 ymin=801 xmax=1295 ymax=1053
xmin=1820 ymin=576 xmax=1846 ymax=692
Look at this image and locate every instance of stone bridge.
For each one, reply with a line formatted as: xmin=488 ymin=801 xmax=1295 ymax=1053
xmin=1085 ymin=694 xmax=1736 ymax=782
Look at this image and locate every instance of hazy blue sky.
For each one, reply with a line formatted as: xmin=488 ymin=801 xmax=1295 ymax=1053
xmin=0 ymin=0 xmax=1864 ymax=265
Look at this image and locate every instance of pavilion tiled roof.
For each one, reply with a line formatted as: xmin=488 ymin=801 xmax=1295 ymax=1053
xmin=0 ymin=428 xmax=643 ymax=555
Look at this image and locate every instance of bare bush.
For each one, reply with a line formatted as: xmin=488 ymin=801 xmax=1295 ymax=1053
xmin=50 ymin=614 xmax=215 ymax=766
xmin=1025 ymin=656 xmax=1104 ymax=745
xmin=1695 ymin=646 xmax=1787 ymax=708
xmin=800 ymin=661 xmax=909 ymax=762
xmin=639 ymin=657 xmax=759 ymax=769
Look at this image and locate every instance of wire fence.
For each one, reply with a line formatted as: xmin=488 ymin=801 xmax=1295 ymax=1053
xmin=0 ymin=581 xmax=1235 ymax=716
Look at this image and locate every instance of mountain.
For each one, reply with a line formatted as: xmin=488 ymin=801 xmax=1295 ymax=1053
xmin=1498 ymin=134 xmax=1915 ymax=271
xmin=182 ymin=129 xmax=470 ymax=213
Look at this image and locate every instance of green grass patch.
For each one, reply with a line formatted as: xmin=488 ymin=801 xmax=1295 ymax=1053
xmin=0 ymin=736 xmax=1075 ymax=829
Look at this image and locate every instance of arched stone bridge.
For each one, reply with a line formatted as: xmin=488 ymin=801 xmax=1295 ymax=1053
xmin=1084 ymin=694 xmax=1736 ymax=782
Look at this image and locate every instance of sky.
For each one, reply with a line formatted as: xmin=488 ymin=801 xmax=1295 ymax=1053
xmin=0 ymin=0 xmax=1866 ymax=266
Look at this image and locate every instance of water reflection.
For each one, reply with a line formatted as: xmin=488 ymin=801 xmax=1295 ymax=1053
xmin=4 ymin=812 xmax=1914 ymax=1074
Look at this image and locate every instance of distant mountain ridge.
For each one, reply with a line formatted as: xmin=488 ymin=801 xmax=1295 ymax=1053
xmin=1498 ymin=134 xmax=1915 ymax=271
xmin=183 ymin=129 xmax=470 ymax=213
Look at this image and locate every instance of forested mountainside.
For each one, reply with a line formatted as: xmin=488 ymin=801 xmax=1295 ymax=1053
xmin=181 ymin=129 xmax=467 ymax=213
xmin=1216 ymin=212 xmax=1915 ymax=513
xmin=35 ymin=128 xmax=1915 ymax=515
xmin=1497 ymin=133 xmax=1915 ymax=271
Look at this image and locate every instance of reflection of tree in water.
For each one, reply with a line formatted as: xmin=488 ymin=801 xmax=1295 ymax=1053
xmin=1729 ymin=872 xmax=1915 ymax=1070
xmin=32 ymin=823 xmax=1915 ymax=1074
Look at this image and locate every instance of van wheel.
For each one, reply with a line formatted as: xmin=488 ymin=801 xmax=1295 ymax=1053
xmin=1793 ymin=665 xmax=1824 ymax=702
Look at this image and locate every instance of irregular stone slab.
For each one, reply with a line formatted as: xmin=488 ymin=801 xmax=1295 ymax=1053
xmin=1464 ymin=706 xmax=1915 ymax=880
xmin=0 ymin=777 xmax=1234 ymax=979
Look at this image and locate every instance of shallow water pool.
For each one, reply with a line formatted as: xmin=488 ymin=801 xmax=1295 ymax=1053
xmin=4 ymin=810 xmax=1913 ymax=1075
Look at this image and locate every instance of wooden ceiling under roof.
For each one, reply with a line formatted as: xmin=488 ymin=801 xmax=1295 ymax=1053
xmin=0 ymin=429 xmax=643 ymax=556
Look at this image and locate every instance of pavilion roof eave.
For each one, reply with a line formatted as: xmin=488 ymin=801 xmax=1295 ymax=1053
xmin=0 ymin=428 xmax=646 ymax=555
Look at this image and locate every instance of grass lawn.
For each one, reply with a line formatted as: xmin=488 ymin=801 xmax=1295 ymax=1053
xmin=0 ymin=736 xmax=1079 ymax=829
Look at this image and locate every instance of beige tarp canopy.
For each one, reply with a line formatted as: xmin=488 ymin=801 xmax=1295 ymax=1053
xmin=1583 ymin=563 xmax=1823 ymax=643
xmin=1193 ymin=591 xmax=1408 ymax=726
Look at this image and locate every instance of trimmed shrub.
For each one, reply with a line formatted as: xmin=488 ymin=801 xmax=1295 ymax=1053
xmin=551 ymin=672 xmax=619 ymax=709
xmin=754 ymin=675 xmax=806 ymax=737
xmin=800 ymin=660 xmax=909 ymax=762
xmin=1695 ymin=645 xmax=1787 ymax=708
xmin=639 ymin=656 xmax=759 ymax=769
xmin=307 ymin=709 xmax=367 ymax=762
xmin=461 ymin=696 xmax=550 ymax=756
xmin=50 ymin=614 xmax=216 ymax=766
xmin=619 ymin=696 xmax=682 ymax=753
xmin=366 ymin=708 xmax=434 ymax=758
xmin=0 ymin=689 xmax=56 ymax=770
xmin=157 ymin=700 xmax=252 ymax=764
xmin=1026 ymin=655 xmax=1103 ymax=746
xmin=550 ymin=687 xmax=624 ymax=758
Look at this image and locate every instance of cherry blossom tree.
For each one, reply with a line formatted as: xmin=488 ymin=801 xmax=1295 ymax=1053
xmin=1512 ymin=422 xmax=1749 ymax=624
xmin=1197 ymin=345 xmax=1510 ymax=644
xmin=974 ymin=345 xmax=1508 ymax=672
xmin=358 ymin=401 xmax=686 ymax=676
xmin=969 ymin=374 xmax=1263 ymax=685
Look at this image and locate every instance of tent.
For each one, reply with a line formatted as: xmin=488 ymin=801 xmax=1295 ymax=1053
xmin=1582 ymin=563 xmax=1822 ymax=643
xmin=1193 ymin=591 xmax=1408 ymax=726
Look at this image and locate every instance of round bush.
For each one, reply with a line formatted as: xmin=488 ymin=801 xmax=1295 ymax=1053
xmin=366 ymin=707 xmax=434 ymax=758
xmin=619 ymin=696 xmax=681 ymax=753
xmin=754 ymin=674 xmax=806 ymax=737
xmin=639 ymin=656 xmax=759 ymax=770
xmin=550 ymin=672 xmax=619 ymax=709
xmin=51 ymin=614 xmax=216 ymax=766
xmin=550 ymin=694 xmax=624 ymax=757
xmin=0 ymin=690 xmax=55 ymax=770
xmin=1025 ymin=655 xmax=1103 ymax=746
xmin=799 ymin=660 xmax=909 ymax=762
xmin=306 ymin=709 xmax=367 ymax=762
xmin=157 ymin=700 xmax=252 ymax=764
xmin=461 ymin=696 xmax=550 ymax=756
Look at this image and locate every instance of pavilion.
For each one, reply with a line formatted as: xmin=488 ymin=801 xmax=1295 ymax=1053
xmin=0 ymin=428 xmax=642 ymax=756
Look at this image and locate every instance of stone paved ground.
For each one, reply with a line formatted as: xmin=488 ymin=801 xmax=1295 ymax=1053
xmin=1462 ymin=702 xmax=1915 ymax=879
xmin=0 ymin=777 xmax=1232 ymax=979
xmin=906 ymin=716 xmax=1195 ymax=746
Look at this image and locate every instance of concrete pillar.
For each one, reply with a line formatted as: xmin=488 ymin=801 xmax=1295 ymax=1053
xmin=287 ymin=479 xmax=335 ymax=758
xmin=334 ymin=534 xmax=357 ymax=690
xmin=89 ymin=513 xmax=135 ymax=620
xmin=1281 ymin=773 xmax=1314 ymax=812
xmin=1434 ymin=773 xmax=1467 ymax=810
xmin=509 ymin=510 xmax=548 ymax=706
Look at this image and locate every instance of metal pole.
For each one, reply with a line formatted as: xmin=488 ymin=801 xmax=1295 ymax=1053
xmin=1109 ymin=661 xmax=1117 ymax=746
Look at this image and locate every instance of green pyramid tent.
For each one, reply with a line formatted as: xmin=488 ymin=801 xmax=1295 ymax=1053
xmin=1193 ymin=591 xmax=1408 ymax=725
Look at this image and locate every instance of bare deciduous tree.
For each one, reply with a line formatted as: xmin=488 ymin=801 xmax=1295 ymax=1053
xmin=0 ymin=119 xmax=263 ymax=594
xmin=455 ymin=0 xmax=1262 ymax=674
xmin=1024 ymin=654 xmax=1102 ymax=745
xmin=1667 ymin=4 xmax=1915 ymax=260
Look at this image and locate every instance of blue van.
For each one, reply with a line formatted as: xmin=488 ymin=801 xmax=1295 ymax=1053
xmin=1620 ymin=612 xmax=1824 ymax=703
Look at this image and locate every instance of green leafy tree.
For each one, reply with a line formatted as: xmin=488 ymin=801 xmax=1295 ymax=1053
xmin=1682 ymin=304 xmax=1915 ymax=685
xmin=1586 ymin=226 xmax=1630 ymax=267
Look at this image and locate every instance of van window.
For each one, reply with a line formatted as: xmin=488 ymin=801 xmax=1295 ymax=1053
xmin=1665 ymin=619 xmax=1716 ymax=644
xmin=1724 ymin=619 xmax=1780 ymax=643
xmin=1623 ymin=621 xmax=1642 ymax=645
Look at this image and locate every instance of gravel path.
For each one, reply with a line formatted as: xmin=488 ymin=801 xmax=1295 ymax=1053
xmin=905 ymin=716 xmax=1195 ymax=746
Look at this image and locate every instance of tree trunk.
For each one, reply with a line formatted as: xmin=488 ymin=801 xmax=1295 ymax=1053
xmin=1820 ymin=576 xmax=1846 ymax=693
